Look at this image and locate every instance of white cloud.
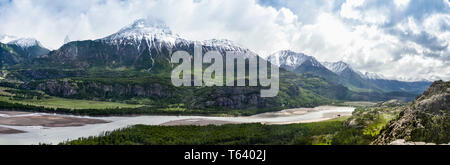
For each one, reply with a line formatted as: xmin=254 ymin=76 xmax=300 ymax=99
xmin=394 ymin=0 xmax=410 ymax=9
xmin=340 ymin=0 xmax=366 ymax=20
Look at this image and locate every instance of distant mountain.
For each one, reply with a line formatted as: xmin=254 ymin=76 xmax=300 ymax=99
xmin=0 ymin=37 xmax=49 ymax=68
xmin=359 ymin=72 xmax=385 ymax=80
xmin=267 ymin=51 xmax=431 ymax=100
xmin=7 ymin=38 xmax=50 ymax=58
xmin=0 ymin=42 xmax=22 ymax=68
xmin=268 ymin=50 xmax=313 ymax=71
xmin=39 ymin=18 xmax=256 ymax=71
xmin=268 ymin=50 xmax=327 ymax=71
xmin=267 ymin=50 xmax=341 ymax=83
xmin=322 ymin=61 xmax=380 ymax=91
xmin=322 ymin=61 xmax=351 ymax=75
xmin=267 ymin=51 xmax=379 ymax=92
xmin=322 ymin=61 xmax=382 ymax=81
xmin=322 ymin=61 xmax=430 ymax=95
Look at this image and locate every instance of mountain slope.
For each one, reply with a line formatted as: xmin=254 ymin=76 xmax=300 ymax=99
xmin=373 ymin=80 xmax=450 ymax=144
xmin=1 ymin=18 xmax=350 ymax=111
xmin=7 ymin=38 xmax=50 ymax=59
xmin=0 ymin=42 xmax=22 ymax=68
xmin=267 ymin=50 xmax=341 ymax=83
xmin=268 ymin=51 xmax=430 ymax=101
xmin=323 ymin=61 xmax=380 ymax=91
xmin=267 ymin=51 xmax=376 ymax=92
xmin=0 ymin=38 xmax=49 ymax=69
xmin=322 ymin=61 xmax=350 ymax=75
xmin=323 ymin=61 xmax=431 ymax=95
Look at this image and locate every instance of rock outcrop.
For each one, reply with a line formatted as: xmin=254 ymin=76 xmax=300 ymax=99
xmin=21 ymin=79 xmax=269 ymax=109
xmin=373 ymin=80 xmax=450 ymax=144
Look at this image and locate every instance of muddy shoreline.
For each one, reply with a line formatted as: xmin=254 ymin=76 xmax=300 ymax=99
xmin=0 ymin=126 xmax=25 ymax=134
xmin=0 ymin=111 xmax=109 ymax=134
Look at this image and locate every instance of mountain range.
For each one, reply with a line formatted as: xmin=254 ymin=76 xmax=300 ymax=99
xmin=267 ymin=50 xmax=431 ymax=100
xmin=0 ymin=18 xmax=433 ymax=112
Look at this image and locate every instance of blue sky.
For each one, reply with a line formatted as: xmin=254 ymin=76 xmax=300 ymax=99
xmin=0 ymin=0 xmax=449 ymax=81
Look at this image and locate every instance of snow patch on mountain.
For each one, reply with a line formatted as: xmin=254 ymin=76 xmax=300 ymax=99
xmin=100 ymin=18 xmax=185 ymax=46
xmin=267 ymin=50 xmax=317 ymax=71
xmin=7 ymin=38 xmax=44 ymax=48
xmin=100 ymin=18 xmax=257 ymax=58
xmin=200 ymin=39 xmax=258 ymax=58
xmin=359 ymin=71 xmax=386 ymax=80
xmin=323 ymin=61 xmax=391 ymax=80
xmin=202 ymin=39 xmax=246 ymax=52
xmin=322 ymin=61 xmax=352 ymax=74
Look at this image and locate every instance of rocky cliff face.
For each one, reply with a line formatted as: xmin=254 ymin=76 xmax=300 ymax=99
xmin=21 ymin=79 xmax=270 ymax=109
xmin=23 ymin=79 xmax=170 ymax=99
xmin=192 ymin=86 xmax=269 ymax=109
xmin=373 ymin=80 xmax=450 ymax=144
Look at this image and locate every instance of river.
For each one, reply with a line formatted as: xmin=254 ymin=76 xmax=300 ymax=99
xmin=0 ymin=106 xmax=354 ymax=145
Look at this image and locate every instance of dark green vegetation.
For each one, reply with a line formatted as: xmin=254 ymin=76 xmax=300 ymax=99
xmin=0 ymin=100 xmax=283 ymax=117
xmin=60 ymin=100 xmax=410 ymax=145
xmin=336 ymin=80 xmax=450 ymax=145
xmin=61 ymin=118 xmax=350 ymax=145
xmin=328 ymin=81 xmax=450 ymax=145
xmin=0 ymin=68 xmax=345 ymax=116
xmin=0 ymin=42 xmax=49 ymax=68
xmin=333 ymin=101 xmax=406 ymax=145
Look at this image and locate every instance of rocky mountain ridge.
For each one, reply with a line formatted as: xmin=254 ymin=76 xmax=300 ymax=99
xmin=373 ymin=80 xmax=450 ymax=144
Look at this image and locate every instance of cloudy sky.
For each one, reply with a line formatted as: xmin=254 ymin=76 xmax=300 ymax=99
xmin=0 ymin=0 xmax=449 ymax=81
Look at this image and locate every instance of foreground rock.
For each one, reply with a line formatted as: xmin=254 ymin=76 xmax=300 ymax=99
xmin=373 ymin=80 xmax=450 ymax=145
xmin=389 ymin=139 xmax=450 ymax=145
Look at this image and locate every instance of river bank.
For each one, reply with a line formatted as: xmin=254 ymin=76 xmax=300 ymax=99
xmin=0 ymin=106 xmax=354 ymax=145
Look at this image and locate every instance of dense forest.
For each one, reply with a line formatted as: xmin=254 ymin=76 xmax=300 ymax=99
xmin=61 ymin=118 xmax=351 ymax=145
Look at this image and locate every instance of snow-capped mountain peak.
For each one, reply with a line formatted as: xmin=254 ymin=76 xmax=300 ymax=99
xmin=322 ymin=61 xmax=352 ymax=74
xmin=117 ymin=18 xmax=173 ymax=36
xmin=322 ymin=61 xmax=387 ymax=80
xmin=360 ymin=71 xmax=386 ymax=80
xmin=99 ymin=18 xmax=258 ymax=58
xmin=7 ymin=38 xmax=44 ymax=48
xmin=267 ymin=50 xmax=314 ymax=69
xmin=100 ymin=18 xmax=182 ymax=46
xmin=201 ymin=39 xmax=251 ymax=53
